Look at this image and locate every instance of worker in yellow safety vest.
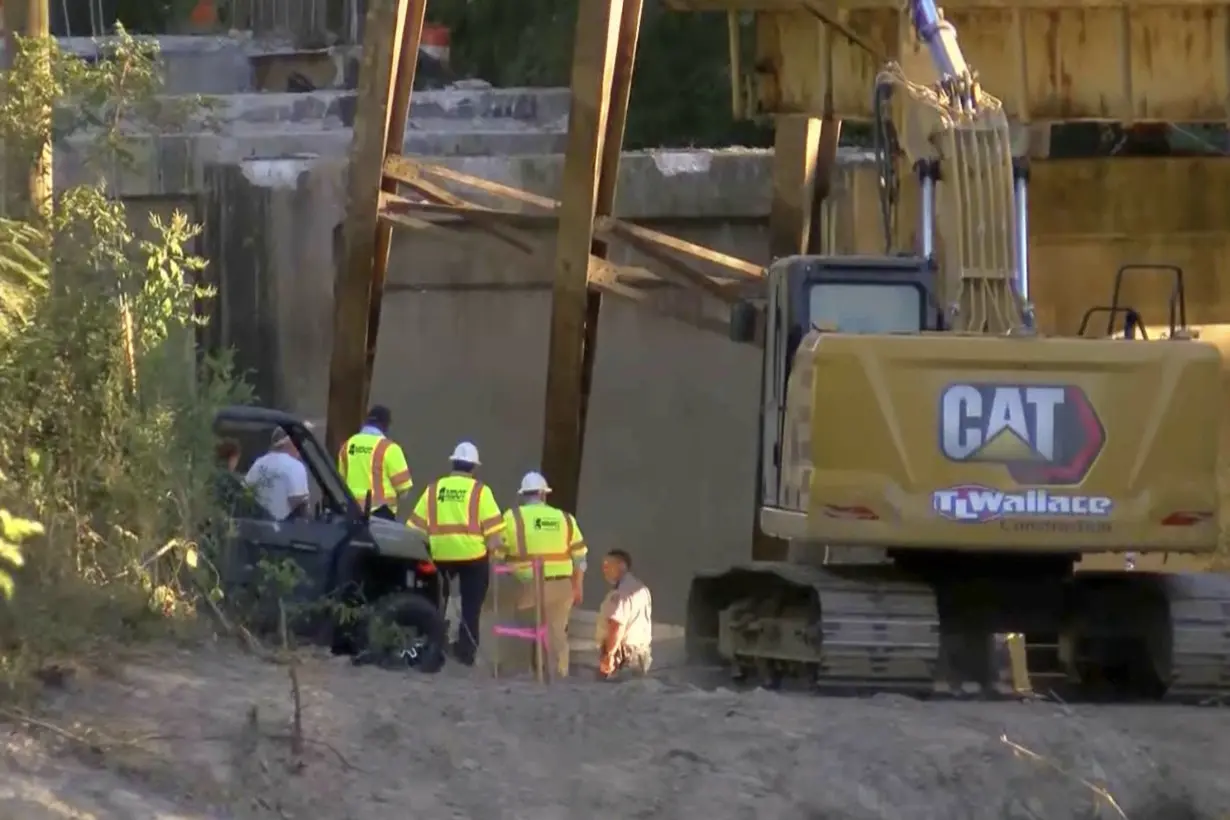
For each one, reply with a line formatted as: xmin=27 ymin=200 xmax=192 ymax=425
xmin=495 ymin=471 xmax=587 ymax=678
xmin=337 ymin=405 xmax=413 ymax=521
xmin=407 ymin=441 xmax=504 ymax=666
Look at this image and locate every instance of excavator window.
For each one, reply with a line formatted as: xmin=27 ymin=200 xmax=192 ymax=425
xmin=809 ymin=281 xmax=924 ymax=335
xmin=777 ymin=255 xmax=939 ymax=372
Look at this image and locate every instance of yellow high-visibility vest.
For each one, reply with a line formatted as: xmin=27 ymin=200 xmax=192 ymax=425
xmin=408 ymin=474 xmax=503 ymax=561
xmin=338 ymin=433 xmax=413 ymax=511
xmin=498 ymin=502 xmax=586 ymax=581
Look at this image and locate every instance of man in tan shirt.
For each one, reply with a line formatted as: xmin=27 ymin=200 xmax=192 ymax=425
xmin=596 ymin=549 xmax=653 ymax=679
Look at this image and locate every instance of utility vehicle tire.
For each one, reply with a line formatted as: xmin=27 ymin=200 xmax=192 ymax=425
xmin=356 ymin=592 xmax=446 ymax=674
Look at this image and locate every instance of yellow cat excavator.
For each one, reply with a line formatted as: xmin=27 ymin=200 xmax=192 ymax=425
xmin=684 ymin=4 xmax=1230 ymax=700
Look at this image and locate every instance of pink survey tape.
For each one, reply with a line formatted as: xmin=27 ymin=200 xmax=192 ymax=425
xmin=491 ymin=562 xmax=548 ymax=644
xmin=492 ymin=624 xmax=548 ymax=644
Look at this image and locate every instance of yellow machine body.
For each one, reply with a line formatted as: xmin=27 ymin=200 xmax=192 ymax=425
xmin=686 ymin=285 xmax=1230 ymax=700
xmin=765 ymin=331 xmax=1222 ymax=554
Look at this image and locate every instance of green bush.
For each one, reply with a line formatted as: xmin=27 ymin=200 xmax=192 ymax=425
xmin=0 ymin=28 xmax=249 ymax=695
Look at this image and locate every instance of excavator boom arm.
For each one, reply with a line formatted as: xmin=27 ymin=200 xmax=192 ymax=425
xmin=907 ymin=0 xmax=977 ymax=111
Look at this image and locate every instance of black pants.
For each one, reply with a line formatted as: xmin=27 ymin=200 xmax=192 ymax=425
xmin=436 ymin=556 xmax=490 ymax=664
xmin=371 ymin=505 xmax=396 ymax=521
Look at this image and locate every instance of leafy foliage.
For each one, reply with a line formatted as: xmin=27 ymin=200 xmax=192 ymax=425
xmin=0 ymin=28 xmax=249 ymax=696
xmin=0 ymin=510 xmax=40 ymax=600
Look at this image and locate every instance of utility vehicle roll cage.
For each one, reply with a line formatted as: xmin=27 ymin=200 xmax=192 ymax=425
xmin=213 ymin=405 xmax=362 ymax=520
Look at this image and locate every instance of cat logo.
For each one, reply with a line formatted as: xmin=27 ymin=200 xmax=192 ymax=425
xmin=938 ymin=383 xmax=1105 ymax=486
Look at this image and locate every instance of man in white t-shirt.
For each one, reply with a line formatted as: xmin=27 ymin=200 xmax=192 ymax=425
xmin=244 ymin=427 xmax=310 ymax=521
xmin=596 ymin=549 xmax=653 ymax=679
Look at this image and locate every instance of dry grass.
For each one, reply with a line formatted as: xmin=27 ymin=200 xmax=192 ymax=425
xmin=0 ymin=541 xmax=213 ymax=706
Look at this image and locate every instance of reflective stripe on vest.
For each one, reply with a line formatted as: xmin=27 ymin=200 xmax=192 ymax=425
xmin=340 ymin=434 xmax=396 ymax=508
xmin=422 ymin=477 xmax=488 ymax=561
xmin=507 ymin=506 xmax=575 ymax=580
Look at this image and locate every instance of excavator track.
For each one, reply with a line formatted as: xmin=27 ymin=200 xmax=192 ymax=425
xmin=688 ymin=562 xmax=1230 ymax=703
xmin=805 ymin=568 xmax=940 ymax=695
xmin=1153 ymin=572 xmax=1230 ymax=702
xmin=691 ymin=563 xmax=941 ymax=695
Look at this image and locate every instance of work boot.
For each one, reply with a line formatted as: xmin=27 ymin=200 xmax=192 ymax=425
xmin=450 ymin=639 xmax=475 ymax=667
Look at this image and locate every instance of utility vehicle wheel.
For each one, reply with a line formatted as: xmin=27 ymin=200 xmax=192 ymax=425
xmin=354 ymin=592 xmax=446 ymax=674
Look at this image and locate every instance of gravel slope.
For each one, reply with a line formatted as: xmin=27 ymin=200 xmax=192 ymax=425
xmin=0 ymin=645 xmax=1226 ymax=819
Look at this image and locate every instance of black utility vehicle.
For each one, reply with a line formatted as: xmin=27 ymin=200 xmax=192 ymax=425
xmin=213 ymin=406 xmax=445 ymax=672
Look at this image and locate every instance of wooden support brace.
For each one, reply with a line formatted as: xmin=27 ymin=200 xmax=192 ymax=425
xmin=598 ymin=216 xmax=763 ymax=279
xmin=384 ymin=155 xmax=764 ymax=282
xmin=385 ymin=198 xmax=555 ymax=232
xmin=769 ymin=114 xmax=842 ymax=259
xmin=325 ymin=0 xmax=414 ymax=455
xmin=384 ymin=154 xmax=559 ymax=212
xmin=381 ymin=195 xmax=542 ymax=253
xmin=612 ymin=227 xmax=742 ymax=304
xmin=541 ymin=0 xmax=643 ymax=515
xmin=363 ymin=0 xmax=427 ymax=413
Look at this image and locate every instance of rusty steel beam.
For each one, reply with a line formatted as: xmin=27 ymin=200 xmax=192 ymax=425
xmin=540 ymin=0 xmax=642 ymax=515
xmin=325 ymin=0 xmax=413 ymax=455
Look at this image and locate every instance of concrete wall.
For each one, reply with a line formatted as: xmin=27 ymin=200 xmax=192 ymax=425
xmin=56 ymin=87 xmax=570 ymax=199
xmin=4 ymin=35 xmax=346 ymax=95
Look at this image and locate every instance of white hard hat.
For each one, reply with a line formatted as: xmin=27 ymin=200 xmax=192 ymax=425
xmin=518 ymin=471 xmax=551 ymax=494
xmin=449 ymin=440 xmax=481 ymax=465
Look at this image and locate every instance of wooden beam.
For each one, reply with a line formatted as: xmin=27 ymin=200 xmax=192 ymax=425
xmin=363 ymin=0 xmax=425 ymax=412
xmin=614 ymin=227 xmax=743 ymax=304
xmin=384 ymin=154 xmax=558 ymax=211
xmin=540 ymin=0 xmax=639 ymax=515
xmin=381 ymin=194 xmax=541 ymax=253
xmin=811 ymin=116 xmax=843 ymax=249
xmin=384 ymin=198 xmax=557 ymax=231
xmin=385 ymin=152 xmax=765 ymax=281
xmin=599 ymin=217 xmax=763 ymax=279
xmin=589 ymin=258 xmax=730 ymax=336
xmin=325 ymin=0 xmax=410 ymax=456
xmin=769 ymin=115 xmax=820 ymax=258
xmin=570 ymin=0 xmax=645 ymax=513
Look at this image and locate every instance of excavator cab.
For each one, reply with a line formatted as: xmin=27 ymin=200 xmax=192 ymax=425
xmin=731 ymin=254 xmax=944 ymax=516
xmin=729 ymin=255 xmax=942 ymax=344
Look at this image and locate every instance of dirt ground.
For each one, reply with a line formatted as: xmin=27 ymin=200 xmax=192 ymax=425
xmin=1 ymin=642 xmax=1228 ymax=820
